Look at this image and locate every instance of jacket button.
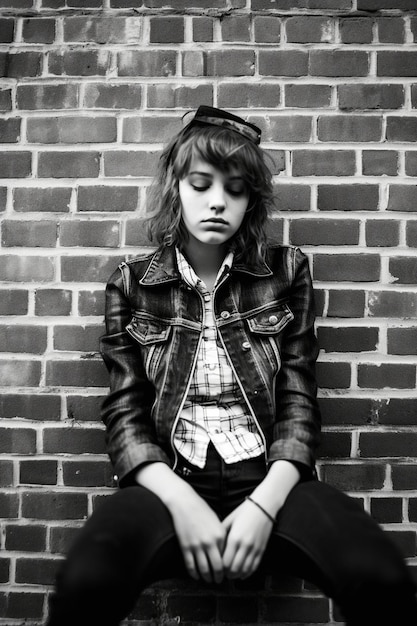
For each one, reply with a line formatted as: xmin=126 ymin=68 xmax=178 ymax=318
xmin=269 ymin=315 xmax=278 ymax=325
xmin=242 ymin=341 xmax=251 ymax=351
xmin=221 ymin=311 xmax=230 ymax=319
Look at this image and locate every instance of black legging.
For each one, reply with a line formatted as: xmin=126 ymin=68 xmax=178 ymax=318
xmin=46 ymin=448 xmax=417 ymax=626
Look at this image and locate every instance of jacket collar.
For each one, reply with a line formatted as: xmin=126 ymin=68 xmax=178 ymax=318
xmin=139 ymin=245 xmax=272 ymax=286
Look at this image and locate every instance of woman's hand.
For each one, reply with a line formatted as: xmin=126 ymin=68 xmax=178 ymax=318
xmin=222 ymin=498 xmax=274 ymax=579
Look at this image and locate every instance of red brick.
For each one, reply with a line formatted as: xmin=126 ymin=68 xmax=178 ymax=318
xmin=377 ymin=52 xmax=417 ymax=77
xmin=22 ymin=491 xmax=88 ymax=520
xmin=20 ymin=460 xmax=58 ymax=485
xmin=377 ymin=17 xmax=405 ymax=43
xmin=321 ymin=463 xmax=386 ymax=491
xmin=122 ymin=116 xmax=181 ymax=143
xmin=359 ymin=0 xmax=416 ymax=8
xmin=370 ymin=498 xmax=402 ymax=524
xmin=405 ymin=151 xmax=417 ymax=176
xmin=266 ymin=115 xmax=312 ymax=142
xmin=0 ymin=559 xmax=10 ymax=583
xmin=0 ymin=87 xmax=12 ymax=111
xmin=2 ymin=52 xmax=42 ymax=78
xmin=218 ymin=83 xmax=281 ymax=109
xmin=362 ymin=150 xmax=398 ymax=176
xmin=318 ymin=431 xmax=352 ymax=458
xmin=290 ymin=218 xmax=359 ymax=246
xmin=316 ymin=362 xmax=351 ymax=389
xmin=16 ymin=557 xmax=58 ymax=585
xmin=340 ymin=18 xmax=373 ymax=44
xmin=0 ymin=393 xmax=60 ymax=420
xmin=0 ymin=325 xmax=47 ymax=353
xmin=412 ymin=85 xmax=417 ymax=110
xmin=358 ymin=364 xmax=415 ymax=389
xmin=286 ymin=16 xmax=334 ymax=43
xmin=0 ymin=151 xmax=31 ymax=177
xmin=150 ymin=16 xmax=184 ymax=43
xmin=221 ymin=15 xmax=251 ymax=42
xmin=206 ymin=50 xmax=255 ymax=76
xmin=285 ymin=84 xmax=331 ymax=108
xmin=59 ymin=220 xmax=120 ymax=247
xmin=360 ymin=432 xmax=417 ymax=458
xmin=62 ymin=460 xmax=114 ymax=487
xmin=5 ymin=525 xmax=47 ymax=551
xmin=319 ymin=397 xmax=373 ymax=426
xmin=43 ymin=426 xmax=106 ymax=453
xmin=50 ymin=526 xmax=82 ymax=554
xmin=66 ymin=394 xmax=104 ymax=421
xmin=392 ymin=465 xmax=417 ymax=491
xmin=35 ymin=289 xmax=72 ymax=316
xmin=367 ymin=290 xmax=417 ymax=318
xmin=293 ymin=150 xmax=356 ymax=176
xmin=310 ymin=51 xmax=369 ymax=77
xmin=338 ymin=84 xmax=404 ymax=110
xmin=0 ymin=255 xmax=54 ymax=282
xmin=17 ymin=83 xmax=78 ymax=110
xmin=317 ymin=326 xmax=378 ymax=353
xmin=49 ymin=50 xmax=110 ymax=76
xmin=38 ymin=151 xmax=100 ymax=178
xmin=123 ymin=218 xmax=151 ymax=246
xmin=388 ymin=186 xmax=417 ymax=212
xmin=6 ymin=592 xmax=44 ymax=619
xmin=273 ymin=184 xmax=311 ymax=211
xmin=365 ymin=220 xmax=399 ymax=246
xmin=45 ymin=359 xmax=108 ymax=387
xmin=61 ymin=255 xmax=123 ymax=283
xmin=388 ymin=328 xmax=417 ymax=356
xmin=253 ymin=0 xmax=351 ymax=7
xmin=0 ymin=290 xmax=28 ymax=315
xmin=314 ymin=254 xmax=380 ymax=282
xmin=318 ymin=115 xmax=382 ymax=142
xmin=182 ymin=51 xmax=205 ymax=77
xmin=142 ymin=0 xmax=227 ymax=6
xmin=147 ymin=84 xmax=213 ymax=109
xmin=327 ymin=289 xmax=366 ymax=318
xmin=28 ymin=117 xmax=117 ymax=143
xmin=103 ymin=150 xmax=159 ymax=177
xmin=0 ymin=460 xmax=13 ymax=486
xmin=22 ymin=17 xmax=55 ymax=43
xmin=259 ymin=50 xmax=308 ymax=77
xmin=0 ymin=18 xmax=14 ymax=42
xmin=53 ymin=324 xmax=103 ymax=352
xmin=0 ymin=427 xmax=36 ymax=453
xmin=64 ymin=16 xmax=141 ymax=44
xmin=389 ymin=257 xmax=417 ymax=285
xmin=84 ymin=83 xmax=142 ymax=109
xmin=318 ymin=185 xmax=379 ymax=211
xmin=0 ymin=186 xmax=6 ymax=210
xmin=253 ymin=16 xmax=281 ymax=43
xmin=77 ymin=185 xmax=138 ymax=212
xmin=78 ymin=289 xmax=105 ymax=315
xmin=0 ymin=493 xmax=18 ymax=518
xmin=0 ymin=118 xmax=20 ymax=143
xmin=193 ymin=17 xmax=214 ymax=42
xmin=13 ymin=187 xmax=71 ymax=212
xmin=265 ymin=218 xmax=284 ymax=244
xmin=406 ymin=221 xmax=417 ymax=247
xmin=387 ymin=117 xmax=417 ymax=142
xmin=388 ymin=531 xmax=417 ymax=558
xmin=118 ymin=50 xmax=176 ymax=77
xmin=2 ymin=220 xmax=57 ymax=247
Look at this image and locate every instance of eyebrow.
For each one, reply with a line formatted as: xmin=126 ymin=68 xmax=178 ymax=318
xmin=188 ymin=170 xmax=244 ymax=181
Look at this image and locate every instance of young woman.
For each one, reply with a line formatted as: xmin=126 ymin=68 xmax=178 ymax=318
xmin=47 ymin=106 xmax=417 ymax=626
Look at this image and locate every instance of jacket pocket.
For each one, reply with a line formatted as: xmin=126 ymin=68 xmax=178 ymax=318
xmin=245 ymin=305 xmax=294 ymax=373
xmin=126 ymin=313 xmax=171 ymax=382
xmin=246 ymin=304 xmax=294 ymax=335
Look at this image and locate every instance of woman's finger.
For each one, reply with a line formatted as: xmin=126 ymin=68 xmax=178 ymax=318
xmin=194 ymin=548 xmax=214 ymax=584
xmin=206 ymin=545 xmax=225 ymax=584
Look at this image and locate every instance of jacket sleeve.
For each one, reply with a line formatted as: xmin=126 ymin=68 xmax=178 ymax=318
xmin=269 ymin=247 xmax=321 ymax=477
xmin=100 ymin=266 xmax=171 ymax=486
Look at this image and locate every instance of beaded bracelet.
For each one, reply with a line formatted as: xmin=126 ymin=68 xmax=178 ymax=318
xmin=245 ymin=496 xmax=275 ymax=524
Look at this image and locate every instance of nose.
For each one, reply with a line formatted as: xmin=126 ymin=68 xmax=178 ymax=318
xmin=209 ymin=182 xmax=226 ymax=213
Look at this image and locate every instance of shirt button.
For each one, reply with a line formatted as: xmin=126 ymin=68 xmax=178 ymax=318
xmin=242 ymin=341 xmax=251 ymax=351
xmin=220 ymin=311 xmax=230 ymax=319
xmin=269 ymin=315 xmax=278 ymax=325
xmin=204 ymin=294 xmax=211 ymax=302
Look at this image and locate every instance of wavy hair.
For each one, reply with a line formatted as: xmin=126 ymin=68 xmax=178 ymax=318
xmin=146 ymin=122 xmax=275 ymax=265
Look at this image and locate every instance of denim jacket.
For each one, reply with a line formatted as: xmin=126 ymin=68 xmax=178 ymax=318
xmin=100 ymin=244 xmax=321 ymax=487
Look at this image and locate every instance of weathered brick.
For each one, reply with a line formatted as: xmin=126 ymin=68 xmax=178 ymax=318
xmin=45 ymin=359 xmax=108 ymax=387
xmin=22 ymin=18 xmax=55 ymax=43
xmin=0 ymin=393 xmax=60 ymax=420
xmin=0 ymin=151 xmax=31 ymax=177
xmin=318 ymin=431 xmax=352 ymax=458
xmin=318 ymin=115 xmax=382 ymax=142
xmin=22 ymin=491 xmax=88 ymax=520
xmin=266 ymin=116 xmax=312 ymax=142
xmin=103 ymin=150 xmax=159 ymax=177
xmin=259 ymin=50 xmax=308 ymax=77
xmin=389 ymin=257 xmax=417 ymax=285
xmin=118 ymin=50 xmax=176 ymax=77
xmin=314 ymin=254 xmax=380 ymax=282
xmin=2 ymin=52 xmax=42 ymax=78
xmin=16 ymin=558 xmax=58 ymax=585
xmin=286 ymin=16 xmax=334 ymax=43
xmin=253 ymin=0 xmax=351 ymax=7
xmin=253 ymin=16 xmax=280 ymax=43
xmin=338 ymin=84 xmax=404 ymax=110
xmin=182 ymin=51 xmax=205 ymax=77
xmin=327 ymin=289 xmax=366 ymax=318
xmin=290 ymin=218 xmax=359 ymax=246
xmin=62 ymin=460 xmax=114 ymax=487
xmin=61 ymin=255 xmax=123 ymax=283
xmin=310 ymin=51 xmax=369 ymax=77
xmin=43 ymin=426 xmax=106 ymax=453
xmin=78 ymin=289 xmax=107 ymax=315
xmin=77 ymin=185 xmax=138 ymax=212
xmin=0 ymin=325 xmax=47 ymax=354
xmin=366 ymin=220 xmax=399 ymax=247
xmin=273 ymin=184 xmax=311 ymax=212
xmin=358 ymin=364 xmax=415 ymax=389
xmin=83 ymin=83 xmax=142 ymax=109
xmin=367 ymin=290 xmax=417 ymax=318
xmin=0 ymin=18 xmax=14 ymax=42
xmin=340 ymin=18 xmax=373 ymax=44
xmin=0 ymin=118 xmax=20 ymax=143
xmin=388 ymin=328 xmax=417 ymax=356
xmin=264 ymin=596 xmax=329 ymax=623
xmin=0 ymin=460 xmax=13 ymax=487
xmin=27 ymin=117 xmax=117 ymax=144
xmin=388 ymin=531 xmax=417 ymax=558
xmin=166 ymin=594 xmax=216 ymax=623
xmin=362 ymin=150 xmax=398 ymax=176
xmin=0 ymin=427 xmax=36 ymax=454
xmin=316 ymin=361 xmax=351 ymax=389
xmin=386 ymin=117 xmax=417 ymax=142
xmin=5 ymin=525 xmax=47 ymax=551
xmin=360 ymin=432 xmax=417 ymax=458
xmin=192 ymin=17 xmax=214 ymax=42
xmin=0 ymin=255 xmax=54 ymax=282
xmin=321 ymin=463 xmax=386 ymax=491
xmin=35 ymin=289 xmax=72 ymax=316
xmin=13 ymin=187 xmax=71 ymax=212
xmin=206 ymin=50 xmax=255 ymax=76
xmin=405 ymin=151 xmax=417 ymax=176
xmin=319 ymin=397 xmax=373 ymax=426
xmin=53 ymin=324 xmax=103 ymax=352
xmin=370 ymin=497 xmax=402 ymax=524
xmin=377 ymin=52 xmax=417 ymax=77
xmin=123 ymin=218 xmax=152 ymax=246
xmin=0 ymin=558 xmax=10 ymax=583
xmin=49 ymin=50 xmax=110 ymax=76
xmin=50 ymin=526 xmax=82 ymax=554
xmin=38 ymin=151 xmax=100 ymax=178
xmin=64 ymin=17 xmax=141 ymax=44
xmin=0 ymin=87 xmax=12 ymax=111
xmin=387 ymin=185 xmax=417 ymax=212
xmin=221 ymin=15 xmax=251 ymax=42
xmin=2 ymin=220 xmax=57 ymax=247
xmin=392 ymin=465 xmax=417 ymax=491
xmin=359 ymin=0 xmax=416 ymax=9
xmin=0 ymin=290 xmax=28 ymax=315
xmin=285 ymin=84 xmax=331 ymax=108
xmin=318 ymin=185 xmax=379 ymax=211
xmin=17 ymin=83 xmax=78 ymax=110
xmin=406 ymin=221 xmax=417 ymax=247
xmin=377 ymin=17 xmax=405 ymax=43
xmin=293 ymin=150 xmax=356 ymax=177
xmin=60 ymin=220 xmax=120 ymax=247
xmin=218 ymin=83 xmax=280 ymax=109
xmin=0 ymin=493 xmax=18 ymax=518
xmin=66 ymin=394 xmax=104 ymax=422
xmin=6 ymin=592 xmax=44 ymax=619
xmin=20 ymin=460 xmax=58 ymax=484
xmin=122 ymin=116 xmax=181 ymax=143
xmin=317 ymin=326 xmax=378 ymax=353
xmin=150 ymin=16 xmax=184 ymax=43
xmin=147 ymin=84 xmax=213 ymax=109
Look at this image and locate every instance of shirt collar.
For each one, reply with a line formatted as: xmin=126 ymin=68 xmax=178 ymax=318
xmin=175 ymin=247 xmax=234 ymax=291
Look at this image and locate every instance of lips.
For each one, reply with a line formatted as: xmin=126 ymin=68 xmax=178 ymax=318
xmin=203 ymin=218 xmax=228 ymax=225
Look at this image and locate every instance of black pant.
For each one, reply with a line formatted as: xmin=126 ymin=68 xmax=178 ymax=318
xmin=47 ymin=447 xmax=417 ymax=626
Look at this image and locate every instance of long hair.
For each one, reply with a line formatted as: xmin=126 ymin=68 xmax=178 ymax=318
xmin=146 ymin=122 xmax=275 ymax=265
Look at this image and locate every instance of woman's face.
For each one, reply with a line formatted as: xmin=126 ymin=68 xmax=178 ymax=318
xmin=178 ymin=158 xmax=249 ymax=248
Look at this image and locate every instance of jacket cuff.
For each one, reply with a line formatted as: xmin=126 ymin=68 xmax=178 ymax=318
xmin=112 ymin=444 xmax=171 ymax=488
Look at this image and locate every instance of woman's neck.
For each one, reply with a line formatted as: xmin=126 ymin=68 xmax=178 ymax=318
xmin=182 ymin=240 xmax=227 ymax=291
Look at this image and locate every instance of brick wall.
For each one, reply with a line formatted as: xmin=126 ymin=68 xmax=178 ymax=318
xmin=0 ymin=1 xmax=416 ymax=624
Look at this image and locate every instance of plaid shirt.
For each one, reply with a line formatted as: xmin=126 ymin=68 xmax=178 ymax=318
xmin=173 ymin=248 xmax=265 ymax=468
